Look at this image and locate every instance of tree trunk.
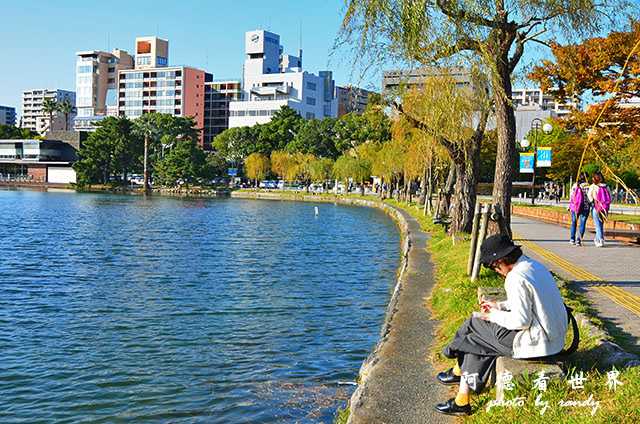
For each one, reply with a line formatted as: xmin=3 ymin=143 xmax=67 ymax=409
xmin=451 ymin=145 xmax=482 ymax=235
xmin=439 ymin=162 xmax=456 ymax=217
xmin=419 ymin=166 xmax=427 ymax=205
xmin=143 ymin=134 xmax=150 ymax=191
xmin=491 ymin=39 xmax=517 ymax=235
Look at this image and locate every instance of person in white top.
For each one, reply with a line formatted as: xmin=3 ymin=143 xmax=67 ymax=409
xmin=587 ymin=170 xmax=612 ymax=247
xmin=435 ymin=234 xmax=568 ymax=416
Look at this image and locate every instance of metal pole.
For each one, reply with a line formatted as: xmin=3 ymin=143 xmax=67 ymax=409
xmin=531 ymin=125 xmax=537 ymax=205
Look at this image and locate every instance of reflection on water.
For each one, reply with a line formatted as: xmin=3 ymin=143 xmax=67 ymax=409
xmin=0 ymin=188 xmax=400 ymax=423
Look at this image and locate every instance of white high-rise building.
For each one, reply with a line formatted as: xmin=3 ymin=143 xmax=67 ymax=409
xmin=74 ymin=48 xmax=134 ymax=130
xmin=229 ymin=30 xmax=337 ymax=127
xmin=21 ymin=89 xmax=76 ymax=135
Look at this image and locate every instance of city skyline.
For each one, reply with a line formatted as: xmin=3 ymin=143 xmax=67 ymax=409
xmin=1 ymin=0 xmax=369 ymax=118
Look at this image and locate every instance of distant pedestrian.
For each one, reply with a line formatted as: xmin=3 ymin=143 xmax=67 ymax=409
xmin=568 ymin=172 xmax=590 ymax=246
xmin=588 ymin=171 xmax=611 ymax=247
xmin=434 ymin=234 xmax=568 ymax=416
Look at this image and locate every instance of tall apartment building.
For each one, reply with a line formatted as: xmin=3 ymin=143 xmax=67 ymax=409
xmin=0 ymin=105 xmax=16 ymax=126
xmin=21 ymin=89 xmax=76 ymax=135
xmin=116 ymin=37 xmax=206 ymax=146
xmin=75 ymin=48 xmax=134 ymax=122
xmin=229 ymin=30 xmax=337 ymax=128
xmin=203 ymin=77 xmax=242 ymax=151
xmin=336 ymin=85 xmax=374 ymax=118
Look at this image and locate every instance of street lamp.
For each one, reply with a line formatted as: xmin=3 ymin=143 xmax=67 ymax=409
xmin=520 ymin=118 xmax=553 ymax=205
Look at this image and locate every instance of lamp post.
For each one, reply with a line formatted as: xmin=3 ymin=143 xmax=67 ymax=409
xmin=520 ymin=118 xmax=552 ymax=205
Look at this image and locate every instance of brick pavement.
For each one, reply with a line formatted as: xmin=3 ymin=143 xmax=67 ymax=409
xmin=511 ymin=215 xmax=640 ymax=349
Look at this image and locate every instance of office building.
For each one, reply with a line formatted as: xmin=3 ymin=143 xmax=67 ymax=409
xmin=22 ymin=89 xmax=76 ymax=135
xmin=229 ymin=30 xmax=337 ymax=128
xmin=336 ymin=85 xmax=374 ymax=117
xmin=0 ymin=106 xmax=16 ymax=126
xmin=203 ymin=78 xmax=242 ymax=151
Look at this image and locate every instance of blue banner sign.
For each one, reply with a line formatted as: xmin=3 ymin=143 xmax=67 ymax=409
xmin=537 ymin=147 xmax=552 ymax=167
xmin=227 ymin=168 xmax=238 ymax=176
xmin=520 ymin=153 xmax=534 ymax=174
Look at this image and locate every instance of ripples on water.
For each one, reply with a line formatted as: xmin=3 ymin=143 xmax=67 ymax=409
xmin=0 ymin=189 xmax=400 ymax=423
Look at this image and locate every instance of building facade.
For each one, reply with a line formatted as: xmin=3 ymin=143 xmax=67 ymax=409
xmin=21 ymin=89 xmax=76 ymax=135
xmin=0 ymin=106 xmax=16 ymax=126
xmin=0 ymin=138 xmax=79 ymax=184
xmin=117 ymin=67 xmax=206 ymax=140
xmin=203 ymin=77 xmax=242 ymax=151
xmin=336 ymin=85 xmax=374 ymax=117
xmin=75 ymin=48 xmax=134 ymax=124
xmin=229 ymin=30 xmax=337 ymax=128
xmin=510 ymin=88 xmax=577 ymax=118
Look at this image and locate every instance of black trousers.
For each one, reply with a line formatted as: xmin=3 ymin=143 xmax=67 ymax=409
xmin=442 ymin=317 xmax=517 ymax=393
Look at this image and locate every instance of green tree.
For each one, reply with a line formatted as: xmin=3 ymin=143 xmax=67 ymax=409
xmin=41 ymin=98 xmax=58 ymax=132
xmin=339 ymin=0 xmax=631 ymax=230
xmin=73 ymin=117 xmax=121 ymax=186
xmin=133 ymin=114 xmax=161 ymax=190
xmin=287 ymin=118 xmax=340 ymax=159
xmin=259 ymin=105 xmax=304 ymax=151
xmin=205 ymin=151 xmax=230 ymax=178
xmin=111 ymin=117 xmax=141 ymax=185
xmin=0 ymin=124 xmax=38 ymax=139
xmin=155 ymin=138 xmax=207 ymax=188
xmin=245 ymin=152 xmax=271 ymax=187
xmin=57 ymin=99 xmax=76 ymax=131
xmin=213 ymin=125 xmax=266 ymax=163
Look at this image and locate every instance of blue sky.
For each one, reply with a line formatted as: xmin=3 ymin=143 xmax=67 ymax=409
xmin=1 ymin=0 xmax=369 ymax=117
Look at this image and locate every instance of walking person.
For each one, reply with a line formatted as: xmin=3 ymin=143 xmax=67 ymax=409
xmin=568 ymin=172 xmax=591 ymax=246
xmin=434 ymin=234 xmax=568 ymax=416
xmin=588 ymin=171 xmax=612 ymax=247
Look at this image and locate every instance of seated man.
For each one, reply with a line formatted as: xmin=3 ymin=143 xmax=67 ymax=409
xmin=435 ymin=233 xmax=568 ymax=416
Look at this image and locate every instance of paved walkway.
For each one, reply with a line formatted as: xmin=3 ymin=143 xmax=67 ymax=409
xmin=511 ymin=215 xmax=640 ymax=349
xmin=347 ymin=206 xmax=452 ymax=424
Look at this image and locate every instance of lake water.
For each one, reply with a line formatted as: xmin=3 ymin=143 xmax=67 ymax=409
xmin=0 ymin=188 xmax=401 ymax=423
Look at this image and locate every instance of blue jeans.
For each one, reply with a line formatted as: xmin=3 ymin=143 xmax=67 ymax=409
xmin=570 ymin=211 xmax=589 ymax=242
xmin=592 ymin=208 xmax=607 ymax=244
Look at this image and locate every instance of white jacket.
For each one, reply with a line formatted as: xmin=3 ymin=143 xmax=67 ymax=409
xmin=489 ymin=256 xmax=568 ymax=358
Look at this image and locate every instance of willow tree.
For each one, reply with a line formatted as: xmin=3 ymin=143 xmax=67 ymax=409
xmin=270 ymin=150 xmax=297 ymax=191
xmin=339 ymin=0 xmax=631 ymax=230
xmin=245 ymin=152 xmax=271 ymax=187
xmin=398 ymin=73 xmax=489 ymax=233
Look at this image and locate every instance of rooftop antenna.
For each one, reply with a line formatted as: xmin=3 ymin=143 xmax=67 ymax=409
xmin=299 ymin=20 xmax=303 ymax=63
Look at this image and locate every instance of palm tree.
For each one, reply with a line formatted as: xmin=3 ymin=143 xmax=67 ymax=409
xmin=57 ymin=99 xmax=77 ymax=131
xmin=41 ymin=98 xmax=58 ymax=132
xmin=133 ymin=114 xmax=160 ymax=191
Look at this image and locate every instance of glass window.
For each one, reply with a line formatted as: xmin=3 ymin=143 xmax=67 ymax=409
xmin=307 ymin=81 xmax=317 ymax=90
xmin=306 ymin=97 xmax=316 ymax=105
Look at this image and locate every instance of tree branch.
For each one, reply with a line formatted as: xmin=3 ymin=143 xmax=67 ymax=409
xmin=394 ymin=101 xmax=459 ymax=159
xmin=435 ymin=0 xmax=510 ymax=30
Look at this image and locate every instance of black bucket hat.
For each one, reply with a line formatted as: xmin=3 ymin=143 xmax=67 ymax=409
xmin=479 ymin=233 xmax=521 ymax=265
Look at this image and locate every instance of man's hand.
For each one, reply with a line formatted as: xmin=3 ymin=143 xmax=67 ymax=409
xmin=479 ymin=300 xmax=498 ymax=313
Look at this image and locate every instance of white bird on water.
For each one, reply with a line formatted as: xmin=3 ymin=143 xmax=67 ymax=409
xmin=314 ymin=206 xmax=319 ymax=217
